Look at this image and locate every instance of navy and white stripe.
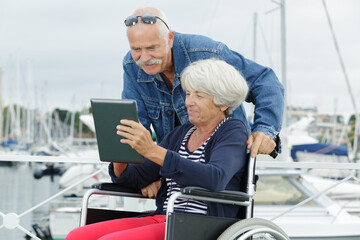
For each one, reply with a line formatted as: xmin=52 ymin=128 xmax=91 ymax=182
xmin=162 ymin=117 xmax=231 ymax=215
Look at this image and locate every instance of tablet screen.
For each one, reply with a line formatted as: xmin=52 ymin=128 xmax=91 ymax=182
xmin=91 ymin=98 xmax=144 ymax=164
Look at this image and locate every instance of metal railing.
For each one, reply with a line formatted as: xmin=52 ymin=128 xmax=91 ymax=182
xmin=1 ymin=155 xmax=360 ymax=240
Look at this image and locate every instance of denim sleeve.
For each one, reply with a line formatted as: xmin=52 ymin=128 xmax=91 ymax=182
xmin=219 ymin=45 xmax=284 ymax=139
xmin=121 ymin=63 xmax=152 ymax=132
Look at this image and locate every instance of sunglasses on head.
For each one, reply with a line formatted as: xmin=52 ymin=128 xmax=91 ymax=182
xmin=124 ymin=14 xmax=169 ymax=30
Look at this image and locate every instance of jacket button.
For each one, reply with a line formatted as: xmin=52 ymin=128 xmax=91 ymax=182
xmin=167 ymin=111 xmax=173 ymax=116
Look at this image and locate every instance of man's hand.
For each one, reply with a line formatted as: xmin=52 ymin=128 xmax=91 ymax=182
xmin=141 ymin=180 xmax=161 ymax=198
xmin=247 ymin=132 xmax=276 ymax=158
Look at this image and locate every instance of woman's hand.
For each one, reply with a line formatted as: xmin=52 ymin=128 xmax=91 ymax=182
xmin=141 ymin=180 xmax=161 ymax=198
xmin=113 ymin=162 xmax=128 ymax=178
xmin=116 ymin=120 xmax=167 ymax=166
xmin=116 ymin=120 xmax=156 ymax=156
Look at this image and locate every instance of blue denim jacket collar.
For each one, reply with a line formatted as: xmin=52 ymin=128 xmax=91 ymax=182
xmin=172 ymin=33 xmax=191 ymax=77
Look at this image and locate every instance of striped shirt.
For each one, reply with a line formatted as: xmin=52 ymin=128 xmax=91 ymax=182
xmin=162 ymin=117 xmax=230 ymax=215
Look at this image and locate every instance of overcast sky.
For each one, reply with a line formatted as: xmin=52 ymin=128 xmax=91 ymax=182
xmin=0 ymin=0 xmax=359 ymax=118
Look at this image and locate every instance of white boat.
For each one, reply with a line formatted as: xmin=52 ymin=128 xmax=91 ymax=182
xmin=58 ymin=163 xmax=110 ymax=196
xmin=254 ymin=169 xmax=360 ymax=240
xmin=302 ymin=174 xmax=360 ymax=217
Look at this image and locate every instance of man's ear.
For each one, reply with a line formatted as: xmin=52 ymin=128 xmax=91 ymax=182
xmin=168 ymin=31 xmax=175 ymax=48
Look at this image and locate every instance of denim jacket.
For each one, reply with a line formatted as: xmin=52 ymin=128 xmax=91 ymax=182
xmin=122 ymin=31 xmax=284 ymax=145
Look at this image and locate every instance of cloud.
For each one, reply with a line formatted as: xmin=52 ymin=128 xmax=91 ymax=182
xmin=0 ymin=0 xmax=359 ymax=115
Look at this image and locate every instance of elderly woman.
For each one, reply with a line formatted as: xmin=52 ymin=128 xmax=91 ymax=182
xmin=66 ymin=59 xmax=249 ymax=240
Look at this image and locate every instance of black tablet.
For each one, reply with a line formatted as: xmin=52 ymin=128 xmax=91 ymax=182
xmin=91 ymin=98 xmax=144 ymax=164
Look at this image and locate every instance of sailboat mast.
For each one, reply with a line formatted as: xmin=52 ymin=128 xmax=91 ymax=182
xmin=280 ymin=0 xmax=287 ymax=128
xmin=0 ymin=68 xmax=3 ymax=141
xmin=322 ymin=0 xmax=359 ymax=159
xmin=253 ymin=12 xmax=258 ymax=62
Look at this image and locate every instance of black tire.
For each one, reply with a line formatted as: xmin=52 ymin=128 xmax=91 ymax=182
xmin=217 ymin=218 xmax=290 ymax=240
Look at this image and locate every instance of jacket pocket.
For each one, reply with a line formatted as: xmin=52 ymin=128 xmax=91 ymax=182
xmin=144 ymin=101 xmax=161 ymax=120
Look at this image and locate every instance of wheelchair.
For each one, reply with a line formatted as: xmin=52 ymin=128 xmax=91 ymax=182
xmin=80 ymin=156 xmax=290 ymax=240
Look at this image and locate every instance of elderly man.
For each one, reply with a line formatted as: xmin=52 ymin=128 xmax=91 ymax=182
xmin=122 ymin=7 xmax=284 ymax=196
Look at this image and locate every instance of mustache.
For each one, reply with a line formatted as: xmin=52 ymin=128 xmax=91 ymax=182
xmin=136 ymin=58 xmax=163 ymax=66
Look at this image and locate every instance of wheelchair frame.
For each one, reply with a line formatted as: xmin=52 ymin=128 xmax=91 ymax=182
xmin=79 ymin=156 xmax=290 ymax=239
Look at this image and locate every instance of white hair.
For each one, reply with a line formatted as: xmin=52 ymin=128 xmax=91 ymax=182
xmin=129 ymin=7 xmax=170 ymax=51
xmin=181 ymin=59 xmax=249 ymax=115
xmin=155 ymin=9 xmax=170 ymax=52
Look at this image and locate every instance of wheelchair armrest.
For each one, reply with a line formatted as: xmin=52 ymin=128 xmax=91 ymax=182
xmin=181 ymin=186 xmax=250 ymax=202
xmin=81 ymin=182 xmax=153 ymax=226
xmin=91 ymin=182 xmax=141 ymax=194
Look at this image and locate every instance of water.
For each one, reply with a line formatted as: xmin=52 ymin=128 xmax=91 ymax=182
xmin=0 ymin=162 xmax=61 ymax=239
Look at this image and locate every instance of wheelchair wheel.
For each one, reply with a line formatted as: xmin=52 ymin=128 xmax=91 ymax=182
xmin=217 ymin=218 xmax=290 ymax=240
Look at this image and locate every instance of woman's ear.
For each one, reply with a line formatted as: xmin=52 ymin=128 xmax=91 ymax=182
xmin=220 ymin=106 xmax=229 ymax=112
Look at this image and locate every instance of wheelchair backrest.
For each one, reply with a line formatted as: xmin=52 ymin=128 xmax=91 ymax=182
xmin=237 ymin=154 xmax=257 ymax=219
